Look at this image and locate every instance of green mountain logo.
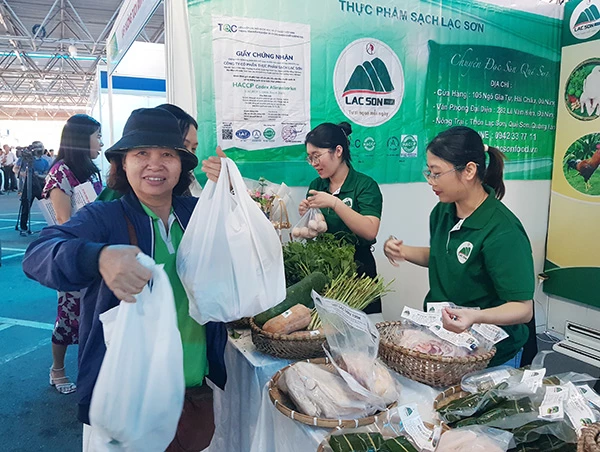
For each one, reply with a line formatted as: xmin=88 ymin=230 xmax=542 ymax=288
xmin=576 ymin=5 xmax=600 ymax=26
xmin=343 ymin=57 xmax=394 ymax=96
xmin=458 ymin=246 xmax=470 ymax=256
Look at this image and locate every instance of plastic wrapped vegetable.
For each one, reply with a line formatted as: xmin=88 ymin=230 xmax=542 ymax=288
xmin=328 ymin=433 xmax=385 ymax=452
xmin=454 ymin=398 xmax=535 ymax=428
xmin=379 ymin=436 xmax=419 ymax=452
xmin=437 ymin=383 xmax=508 ymax=424
xmin=461 ymin=366 xmax=520 ymax=393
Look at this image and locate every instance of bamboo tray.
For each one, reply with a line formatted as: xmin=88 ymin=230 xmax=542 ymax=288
xmin=268 ymin=357 xmax=397 ymax=429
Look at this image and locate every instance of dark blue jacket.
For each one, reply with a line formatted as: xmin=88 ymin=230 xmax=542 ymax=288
xmin=22 ymin=192 xmax=227 ymax=424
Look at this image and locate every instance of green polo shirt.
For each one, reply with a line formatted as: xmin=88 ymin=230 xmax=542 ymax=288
xmin=140 ymin=202 xmax=208 ymax=387
xmin=424 ymin=186 xmax=535 ymax=367
xmin=307 ymin=165 xmax=382 ymax=248
xmin=96 ymin=187 xmax=123 ymax=202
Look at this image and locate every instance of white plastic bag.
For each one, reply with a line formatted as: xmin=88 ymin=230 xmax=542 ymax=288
xmin=291 ymin=207 xmax=327 ymax=240
xmin=89 ymin=253 xmax=185 ymax=452
xmin=313 ymin=291 xmax=400 ymax=412
xmin=177 ymin=158 xmax=286 ymax=324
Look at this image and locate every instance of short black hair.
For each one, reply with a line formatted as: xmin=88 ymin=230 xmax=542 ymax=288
xmin=155 ymin=104 xmax=198 ymax=137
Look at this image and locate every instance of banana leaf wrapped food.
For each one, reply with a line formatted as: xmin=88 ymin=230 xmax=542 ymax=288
xmin=328 ymin=433 xmax=385 ymax=452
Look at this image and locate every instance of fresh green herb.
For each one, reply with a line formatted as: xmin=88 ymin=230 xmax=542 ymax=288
xmin=283 ymin=233 xmax=357 ymax=286
xmin=307 ymin=269 xmax=393 ymax=330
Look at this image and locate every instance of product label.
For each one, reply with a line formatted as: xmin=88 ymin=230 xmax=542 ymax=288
xmin=578 ymin=385 xmax=600 ymax=410
xmin=429 ymin=323 xmax=479 ymax=351
xmin=399 ymin=404 xmax=437 ymax=451
xmin=471 ymin=323 xmax=509 ymax=344
xmin=426 ymin=302 xmax=453 ymax=314
xmin=309 ymin=330 xmax=321 ymax=336
xmin=538 ymin=385 xmax=569 ymax=421
xmin=565 ymin=382 xmax=597 ymax=434
xmin=281 ymin=309 xmax=292 ymax=318
xmin=313 ymin=291 xmax=377 ymax=339
xmin=520 ymin=368 xmax=547 ymax=393
xmin=401 ymin=306 xmax=439 ymax=327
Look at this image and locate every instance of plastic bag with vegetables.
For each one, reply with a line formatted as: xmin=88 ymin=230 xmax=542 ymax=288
xmin=292 ymin=207 xmax=327 ymax=239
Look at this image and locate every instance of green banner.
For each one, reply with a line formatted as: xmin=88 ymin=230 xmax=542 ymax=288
xmin=187 ymin=0 xmax=561 ymax=185
xmin=425 ymin=43 xmax=558 ymax=180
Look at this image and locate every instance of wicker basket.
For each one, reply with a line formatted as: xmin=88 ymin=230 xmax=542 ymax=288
xmin=376 ymin=321 xmax=496 ymax=387
xmin=249 ymin=317 xmax=327 ymax=360
xmin=433 ymin=385 xmax=471 ymax=412
xmin=268 ymin=357 xmax=397 ymax=429
xmin=227 ymin=317 xmax=251 ymax=329
xmin=579 ymin=423 xmax=600 ymax=452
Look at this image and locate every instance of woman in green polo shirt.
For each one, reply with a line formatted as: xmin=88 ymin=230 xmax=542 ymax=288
xmin=383 ymin=126 xmax=534 ymax=367
xmin=299 ymin=121 xmax=384 ymax=313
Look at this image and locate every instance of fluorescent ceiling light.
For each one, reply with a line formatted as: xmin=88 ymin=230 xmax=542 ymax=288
xmin=0 ymin=104 xmax=88 ymax=111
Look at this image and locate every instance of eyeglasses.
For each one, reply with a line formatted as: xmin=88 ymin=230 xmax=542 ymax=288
xmin=422 ymin=166 xmax=465 ymax=181
xmin=306 ymin=150 xmax=331 ymax=165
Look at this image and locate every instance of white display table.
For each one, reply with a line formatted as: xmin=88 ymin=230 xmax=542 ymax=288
xmin=206 ymin=315 xmax=441 ymax=452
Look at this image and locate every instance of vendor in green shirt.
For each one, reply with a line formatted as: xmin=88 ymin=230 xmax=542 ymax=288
xmin=384 ymin=126 xmax=534 ymax=367
xmin=300 ymin=122 xmax=383 ymax=313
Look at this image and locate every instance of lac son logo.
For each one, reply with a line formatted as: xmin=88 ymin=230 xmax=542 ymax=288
xmin=333 ymin=38 xmax=404 ymax=127
xmin=570 ymin=0 xmax=600 ymax=40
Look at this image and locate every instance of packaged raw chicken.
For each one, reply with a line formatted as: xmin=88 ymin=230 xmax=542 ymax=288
xmin=277 ymin=361 xmax=374 ymax=419
xmin=314 ymin=292 xmax=401 ymax=411
xmin=341 ymin=354 xmax=398 ymax=406
xmin=393 ymin=328 xmax=470 ymax=358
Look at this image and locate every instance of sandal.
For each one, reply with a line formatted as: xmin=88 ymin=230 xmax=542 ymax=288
xmin=49 ymin=367 xmax=77 ymax=394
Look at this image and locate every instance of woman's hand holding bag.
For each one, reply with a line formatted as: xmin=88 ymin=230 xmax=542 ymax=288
xmin=89 ymin=253 xmax=185 ymax=452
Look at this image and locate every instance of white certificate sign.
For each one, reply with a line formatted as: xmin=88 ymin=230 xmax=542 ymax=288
xmin=212 ymin=16 xmax=311 ymax=151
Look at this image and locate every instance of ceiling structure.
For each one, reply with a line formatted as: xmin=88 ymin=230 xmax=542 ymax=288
xmin=0 ymin=0 xmax=164 ymax=120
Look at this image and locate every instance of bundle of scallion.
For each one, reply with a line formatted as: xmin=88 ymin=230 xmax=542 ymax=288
xmin=307 ymin=271 xmax=393 ymax=330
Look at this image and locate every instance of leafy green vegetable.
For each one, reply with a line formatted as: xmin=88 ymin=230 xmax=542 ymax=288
xmin=283 ymin=233 xmax=357 ymax=286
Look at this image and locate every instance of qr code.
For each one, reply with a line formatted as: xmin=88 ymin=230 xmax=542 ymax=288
xmin=222 ymin=127 xmax=233 ymax=140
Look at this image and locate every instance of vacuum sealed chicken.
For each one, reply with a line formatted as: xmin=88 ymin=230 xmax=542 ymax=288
xmin=277 ymin=361 xmax=374 ymax=419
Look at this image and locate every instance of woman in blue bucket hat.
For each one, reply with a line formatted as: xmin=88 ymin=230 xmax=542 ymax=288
xmin=23 ymin=106 xmax=227 ymax=451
